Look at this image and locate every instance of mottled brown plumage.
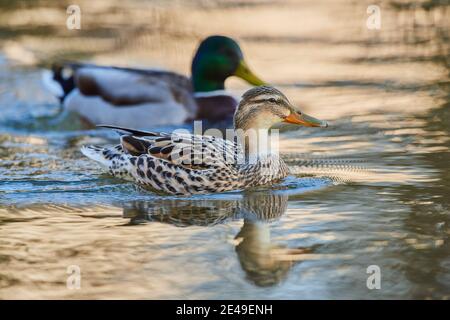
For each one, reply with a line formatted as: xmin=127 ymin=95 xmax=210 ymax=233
xmin=81 ymin=86 xmax=327 ymax=195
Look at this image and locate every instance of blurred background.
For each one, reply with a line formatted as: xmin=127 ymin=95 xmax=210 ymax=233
xmin=0 ymin=0 xmax=449 ymax=299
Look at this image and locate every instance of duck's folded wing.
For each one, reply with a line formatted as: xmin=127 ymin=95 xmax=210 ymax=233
xmin=74 ymin=66 xmax=197 ymax=115
xmin=102 ymin=126 xmax=243 ymax=170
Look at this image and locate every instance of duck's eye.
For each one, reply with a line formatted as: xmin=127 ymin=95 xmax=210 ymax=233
xmin=268 ymin=98 xmax=277 ymax=103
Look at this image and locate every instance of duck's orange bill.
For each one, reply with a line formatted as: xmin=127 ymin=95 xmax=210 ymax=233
xmin=284 ymin=112 xmax=328 ymax=128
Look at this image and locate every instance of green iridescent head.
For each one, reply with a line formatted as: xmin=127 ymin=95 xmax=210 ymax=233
xmin=191 ymin=35 xmax=265 ymax=92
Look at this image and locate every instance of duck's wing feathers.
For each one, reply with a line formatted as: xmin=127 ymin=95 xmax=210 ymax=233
xmin=51 ymin=62 xmax=197 ymax=117
xmin=100 ymin=125 xmax=243 ymax=170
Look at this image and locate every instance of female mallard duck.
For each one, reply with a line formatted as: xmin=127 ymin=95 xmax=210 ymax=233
xmin=43 ymin=35 xmax=265 ymax=128
xmin=81 ymin=86 xmax=327 ymax=195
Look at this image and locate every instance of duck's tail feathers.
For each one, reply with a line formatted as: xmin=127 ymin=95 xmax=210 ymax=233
xmin=97 ymin=125 xmax=160 ymax=137
xmin=41 ymin=69 xmax=64 ymax=99
xmin=42 ymin=62 xmax=80 ymax=101
xmin=80 ymin=145 xmax=114 ymax=167
xmin=81 ymin=145 xmax=133 ymax=179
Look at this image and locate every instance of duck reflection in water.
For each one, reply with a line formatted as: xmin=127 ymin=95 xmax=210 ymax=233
xmin=122 ymin=191 xmax=314 ymax=287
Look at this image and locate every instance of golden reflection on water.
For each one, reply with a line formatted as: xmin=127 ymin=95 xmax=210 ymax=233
xmin=0 ymin=193 xmax=312 ymax=298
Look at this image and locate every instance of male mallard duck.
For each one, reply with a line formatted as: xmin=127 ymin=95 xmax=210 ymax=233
xmin=81 ymin=86 xmax=327 ymax=195
xmin=43 ymin=35 xmax=265 ymax=128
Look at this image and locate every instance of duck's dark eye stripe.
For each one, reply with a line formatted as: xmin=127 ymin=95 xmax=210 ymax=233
xmin=251 ymin=98 xmax=278 ymax=104
xmin=251 ymin=99 xmax=266 ymax=104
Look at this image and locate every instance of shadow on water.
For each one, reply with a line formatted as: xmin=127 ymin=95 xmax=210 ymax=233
xmin=123 ymin=191 xmax=316 ymax=288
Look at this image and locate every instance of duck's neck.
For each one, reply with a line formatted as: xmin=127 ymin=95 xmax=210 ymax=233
xmin=192 ymin=74 xmax=225 ymax=92
xmin=239 ymin=129 xmax=279 ymax=164
xmin=235 ymin=127 xmax=288 ymax=182
xmin=191 ymin=59 xmax=227 ymax=92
